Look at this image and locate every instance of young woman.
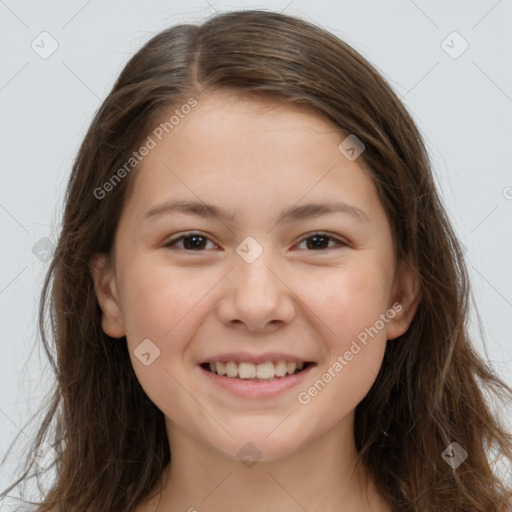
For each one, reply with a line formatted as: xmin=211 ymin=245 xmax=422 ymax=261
xmin=2 ymin=9 xmax=511 ymax=512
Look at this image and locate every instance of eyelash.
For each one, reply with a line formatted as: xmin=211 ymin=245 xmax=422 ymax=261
xmin=163 ymin=231 xmax=347 ymax=253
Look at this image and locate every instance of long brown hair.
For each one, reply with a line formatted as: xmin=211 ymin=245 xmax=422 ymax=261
xmin=2 ymin=9 xmax=511 ymax=512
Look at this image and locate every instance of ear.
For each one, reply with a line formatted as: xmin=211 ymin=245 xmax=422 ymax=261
xmin=90 ymin=253 xmax=126 ymax=338
xmin=385 ymin=258 xmax=422 ymax=341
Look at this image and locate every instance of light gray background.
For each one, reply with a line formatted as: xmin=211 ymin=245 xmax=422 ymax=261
xmin=1 ymin=0 xmax=511 ymax=499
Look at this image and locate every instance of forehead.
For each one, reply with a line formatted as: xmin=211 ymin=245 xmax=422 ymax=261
xmin=124 ymin=91 xmax=381 ymax=225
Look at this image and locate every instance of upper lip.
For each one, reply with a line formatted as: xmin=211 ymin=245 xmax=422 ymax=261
xmin=199 ymin=352 xmax=314 ymax=365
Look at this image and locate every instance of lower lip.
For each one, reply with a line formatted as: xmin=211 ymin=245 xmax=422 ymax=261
xmin=199 ymin=364 xmax=316 ymax=399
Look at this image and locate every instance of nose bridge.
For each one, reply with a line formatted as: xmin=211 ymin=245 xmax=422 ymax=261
xmin=233 ymin=236 xmax=279 ymax=299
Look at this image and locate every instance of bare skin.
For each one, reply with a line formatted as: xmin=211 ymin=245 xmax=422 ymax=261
xmin=92 ymin=91 xmax=421 ymax=512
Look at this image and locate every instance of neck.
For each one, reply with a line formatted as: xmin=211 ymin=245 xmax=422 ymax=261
xmin=141 ymin=413 xmax=391 ymax=512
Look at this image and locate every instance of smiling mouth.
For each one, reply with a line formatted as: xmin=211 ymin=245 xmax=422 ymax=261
xmin=200 ymin=360 xmax=314 ymax=382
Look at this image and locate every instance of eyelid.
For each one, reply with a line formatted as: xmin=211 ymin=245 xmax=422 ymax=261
xmin=163 ymin=231 xmax=350 ymax=252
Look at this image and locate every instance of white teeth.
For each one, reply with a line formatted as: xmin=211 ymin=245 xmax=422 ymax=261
xmin=275 ymin=360 xmax=287 ymax=377
xmin=226 ymin=361 xmax=238 ymax=378
xmin=256 ymin=361 xmax=275 ymax=379
xmin=238 ymin=362 xmax=256 ymax=379
xmin=286 ymin=362 xmax=297 ymax=374
xmin=206 ymin=360 xmax=308 ymax=379
xmin=215 ymin=361 xmax=227 ymax=376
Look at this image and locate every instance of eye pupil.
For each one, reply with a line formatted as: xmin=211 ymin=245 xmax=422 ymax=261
xmin=184 ymin=235 xmax=206 ymax=250
xmin=307 ymin=235 xmax=329 ymax=250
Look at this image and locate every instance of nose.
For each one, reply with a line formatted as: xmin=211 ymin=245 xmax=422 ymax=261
xmin=215 ymin=252 xmax=296 ymax=333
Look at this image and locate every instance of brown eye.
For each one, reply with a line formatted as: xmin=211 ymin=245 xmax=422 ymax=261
xmin=296 ymin=232 xmax=346 ymax=251
xmin=165 ymin=233 xmax=218 ymax=251
xmin=164 ymin=231 xmax=346 ymax=253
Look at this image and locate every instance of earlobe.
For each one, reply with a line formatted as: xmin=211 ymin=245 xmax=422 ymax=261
xmin=90 ymin=253 xmax=126 ymax=338
xmin=386 ymin=259 xmax=422 ymax=341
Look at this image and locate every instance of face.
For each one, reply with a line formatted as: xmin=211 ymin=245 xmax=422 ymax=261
xmin=92 ymin=91 xmax=420 ymax=462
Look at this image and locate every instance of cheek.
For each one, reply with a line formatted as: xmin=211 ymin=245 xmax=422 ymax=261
xmin=306 ymin=258 xmax=392 ymax=340
xmin=119 ymin=263 xmax=208 ymax=418
xmin=295 ymin=265 xmax=390 ymax=420
xmin=120 ymin=262 xmax=213 ymax=343
xmin=295 ymin=258 xmax=391 ymax=406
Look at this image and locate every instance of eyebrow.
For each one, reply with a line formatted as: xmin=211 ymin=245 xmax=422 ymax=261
xmin=143 ymin=199 xmax=370 ymax=224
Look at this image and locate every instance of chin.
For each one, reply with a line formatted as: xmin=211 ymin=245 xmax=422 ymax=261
xmin=212 ymin=426 xmax=310 ymax=464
